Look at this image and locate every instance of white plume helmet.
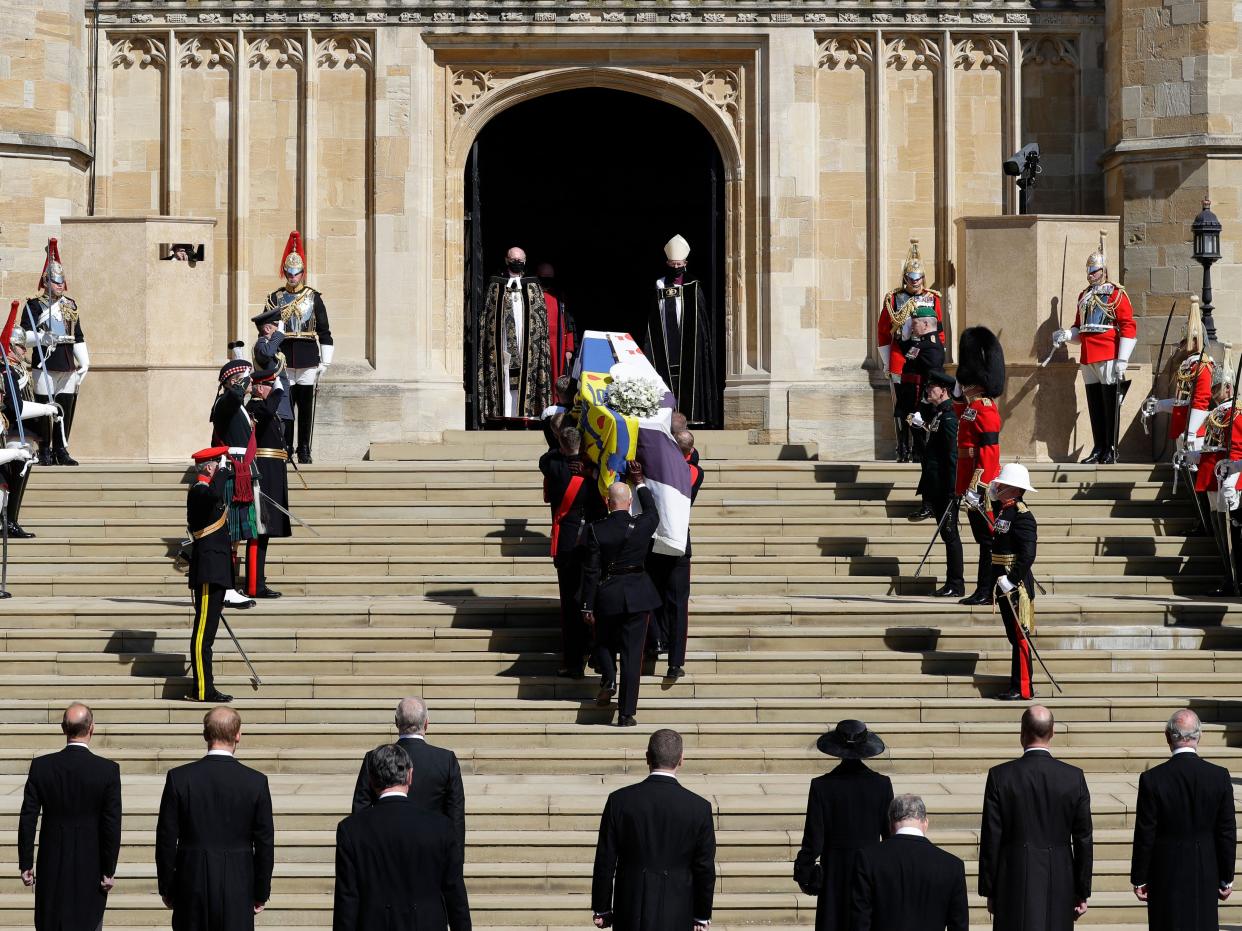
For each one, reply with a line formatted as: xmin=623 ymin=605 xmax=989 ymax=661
xmin=664 ymin=234 xmax=691 ymax=262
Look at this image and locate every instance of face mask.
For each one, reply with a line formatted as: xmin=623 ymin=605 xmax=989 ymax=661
xmin=507 ymin=260 xmax=525 ymax=275
xmin=666 ymin=265 xmax=686 ymax=281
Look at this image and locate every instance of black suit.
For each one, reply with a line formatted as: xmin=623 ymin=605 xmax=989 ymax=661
xmin=979 ymin=748 xmax=1093 ymax=931
xmin=852 ymin=832 xmax=969 ymax=931
xmin=155 ymin=753 xmax=275 ymax=931
xmin=648 ymin=452 xmax=704 ymax=666
xmin=794 ymin=759 xmax=894 ymax=931
xmin=591 ymin=774 xmax=715 ymax=930
xmin=582 ymin=485 xmax=661 ymax=716
xmin=1130 ymin=750 xmax=1236 ymax=930
xmin=18 ymin=745 xmax=122 ymax=931
xmin=334 ymin=795 xmax=471 ymax=931
xmin=350 ymin=736 xmax=467 ymax=848
xmin=540 ymin=448 xmax=603 ymax=671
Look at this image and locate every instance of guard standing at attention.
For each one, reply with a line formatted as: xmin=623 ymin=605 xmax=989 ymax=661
xmin=911 ymin=369 xmax=963 ymax=597
xmin=244 ymin=361 xmax=290 ymax=600
xmin=186 ymin=446 xmax=235 ymax=703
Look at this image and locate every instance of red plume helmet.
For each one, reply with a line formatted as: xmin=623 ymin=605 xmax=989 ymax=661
xmin=280 ymin=231 xmax=306 ymax=276
xmin=0 ymin=301 xmax=20 ymax=357
xmin=37 ymin=238 xmax=66 ymax=292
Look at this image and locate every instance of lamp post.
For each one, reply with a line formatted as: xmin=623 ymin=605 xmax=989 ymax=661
xmin=1192 ymin=198 xmax=1222 ymax=343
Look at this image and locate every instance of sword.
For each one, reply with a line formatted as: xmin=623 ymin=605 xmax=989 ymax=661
xmin=1002 ymin=587 xmax=1063 ymax=694
xmin=1111 ymin=378 xmax=1132 ymax=463
xmin=0 ymin=490 xmax=11 ymax=600
xmin=1039 ymin=235 xmax=1070 ymax=370
xmin=1148 ymin=301 xmax=1179 ymax=461
xmin=218 ymin=612 xmax=262 ymax=687
xmin=914 ymin=501 xmax=955 ymax=580
xmin=287 ymin=452 xmax=309 ymax=491
xmin=256 ymin=488 xmax=320 ymax=536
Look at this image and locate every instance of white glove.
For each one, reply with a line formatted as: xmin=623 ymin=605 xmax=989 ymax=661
xmin=890 ymin=373 xmax=901 ymax=385
xmin=1053 ymin=328 xmax=1074 ymax=346
xmin=997 ymin=576 xmax=1017 ymax=595
xmin=38 ymin=330 xmax=56 ymax=350
xmin=910 ymin=411 xmax=925 ymax=429
xmin=1113 ymin=359 xmax=1129 ymax=381
xmin=1224 ymin=485 xmax=1239 ymax=511
xmin=1141 ymin=396 xmax=1157 ymax=417
xmin=317 ymin=363 xmax=328 ymax=378
xmin=964 ymin=490 xmax=982 ymax=511
xmin=73 ymin=344 xmax=89 ymax=387
xmin=1183 ymin=449 xmax=1202 ymax=466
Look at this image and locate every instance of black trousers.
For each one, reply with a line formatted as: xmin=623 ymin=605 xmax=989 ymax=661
xmin=998 ymin=589 xmax=1034 ymax=698
xmin=966 ymin=507 xmax=993 ymax=597
xmin=929 ymin=494 xmax=964 ymax=589
xmin=555 ymin=554 xmax=587 ymax=671
xmin=190 ymin=583 xmax=225 ymax=700
xmin=647 ymin=552 xmax=692 ymax=667
xmin=292 ymin=384 xmax=316 ymax=451
xmin=594 ymin=611 xmax=649 ymax=717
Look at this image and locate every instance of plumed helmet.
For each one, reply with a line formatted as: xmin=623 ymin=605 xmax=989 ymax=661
xmin=1214 ymin=345 xmax=1235 ymax=388
xmin=1183 ymin=295 xmax=1205 ymax=354
xmin=38 ymin=238 xmax=66 ymax=291
xmin=664 ymin=234 xmax=691 ymax=262
xmin=1086 ymin=229 xmax=1107 ymax=277
xmin=281 ymin=231 xmax=306 ymax=276
xmin=902 ymin=239 xmax=925 ymax=282
xmin=956 ymin=326 xmax=1006 ymax=398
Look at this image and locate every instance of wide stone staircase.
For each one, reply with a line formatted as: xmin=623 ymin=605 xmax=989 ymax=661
xmin=0 ymin=429 xmax=1239 ymax=928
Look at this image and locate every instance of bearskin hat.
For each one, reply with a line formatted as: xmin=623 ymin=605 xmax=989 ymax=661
xmin=957 ymin=326 xmax=1006 ymax=399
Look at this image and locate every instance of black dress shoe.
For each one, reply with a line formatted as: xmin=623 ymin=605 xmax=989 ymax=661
xmin=1081 ymin=448 xmax=1102 ymax=464
xmin=254 ymin=587 xmax=282 ymax=599
xmin=557 ymin=667 xmax=585 ymax=680
xmin=994 ymin=689 xmax=1034 ymax=702
xmin=596 ymin=681 xmax=616 ymax=706
xmin=666 ymin=666 xmax=685 ymax=680
xmin=53 ymin=448 xmax=78 ymax=466
xmin=933 ymin=585 xmax=965 ymax=598
xmin=958 ymin=590 xmax=991 ymax=606
xmin=189 ymin=690 xmax=234 ymax=703
xmin=6 ymin=522 xmax=34 ymax=539
xmin=36 ymin=447 xmax=52 ymax=467
xmin=616 ymin=715 xmax=637 ymax=727
xmin=1099 ymin=448 xmax=1117 ymax=465
xmin=907 ymin=506 xmax=934 ymax=522
xmin=297 ymin=446 xmax=312 ymax=464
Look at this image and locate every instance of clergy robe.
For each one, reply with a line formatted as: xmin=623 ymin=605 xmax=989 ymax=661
xmin=543 ymin=287 xmax=576 ymax=385
xmin=477 ymin=274 xmax=552 ymax=421
xmin=643 ymin=276 xmax=719 ymax=426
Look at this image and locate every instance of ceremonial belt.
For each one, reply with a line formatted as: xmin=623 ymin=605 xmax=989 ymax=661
xmin=255 ymin=448 xmax=288 ymax=460
xmin=283 ymin=332 xmax=319 ymax=341
xmin=991 ymin=554 xmax=1017 ymax=567
xmin=191 ymin=512 xmax=228 ymax=540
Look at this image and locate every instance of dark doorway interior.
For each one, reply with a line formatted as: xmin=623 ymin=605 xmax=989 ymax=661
xmin=464 ymin=87 xmax=726 ymax=428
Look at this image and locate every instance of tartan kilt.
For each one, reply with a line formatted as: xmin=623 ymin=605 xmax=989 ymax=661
xmin=223 ymin=473 xmax=260 ymax=541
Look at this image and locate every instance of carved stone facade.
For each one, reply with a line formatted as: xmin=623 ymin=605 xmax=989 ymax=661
xmin=5 ymin=0 xmax=1228 ymax=461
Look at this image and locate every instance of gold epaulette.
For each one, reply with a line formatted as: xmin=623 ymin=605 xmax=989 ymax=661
xmin=1016 ymin=502 xmax=1029 ymax=514
xmin=980 ymin=398 xmax=994 ymax=407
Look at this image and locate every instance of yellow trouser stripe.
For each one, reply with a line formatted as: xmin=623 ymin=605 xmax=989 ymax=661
xmin=194 ymin=584 xmax=209 ymax=701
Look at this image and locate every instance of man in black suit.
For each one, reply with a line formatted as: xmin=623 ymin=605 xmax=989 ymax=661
xmin=334 ymin=743 xmax=471 ymax=931
xmin=852 ymin=794 xmax=969 ymax=931
xmin=581 ymin=464 xmax=661 ymax=726
xmin=1131 ymin=708 xmax=1236 ymax=930
xmin=591 ymin=728 xmax=715 ymax=929
xmin=979 ymin=705 xmax=1093 ymax=930
xmin=350 ymin=697 xmax=466 ymax=849
xmin=18 ymin=702 xmax=122 ymax=931
xmin=155 ymin=707 xmax=275 ymax=930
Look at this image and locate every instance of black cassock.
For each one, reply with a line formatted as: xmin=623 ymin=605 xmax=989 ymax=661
xmin=793 ymin=759 xmax=893 ymax=931
xmin=851 ymin=833 xmax=969 ymax=931
xmin=644 ymin=277 xmax=719 ymax=426
xmin=18 ymin=746 xmax=122 ymax=931
xmin=979 ymin=749 xmax=1093 ymax=931
xmin=591 ymin=774 xmax=716 ymax=930
xmin=1130 ymin=751 xmax=1236 ymax=930
xmin=156 ymin=754 xmax=275 ymax=931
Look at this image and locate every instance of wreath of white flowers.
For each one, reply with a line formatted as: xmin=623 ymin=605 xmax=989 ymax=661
xmin=607 ymin=374 xmax=664 ymax=419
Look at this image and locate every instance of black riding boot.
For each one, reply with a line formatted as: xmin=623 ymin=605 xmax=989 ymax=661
xmin=6 ymin=463 xmax=33 ymax=538
xmin=1081 ymin=382 xmax=1105 ymax=463
xmin=1098 ymin=382 xmax=1119 ymax=464
xmin=52 ymin=393 xmax=77 ymax=465
xmin=294 ymin=385 xmax=315 ymax=463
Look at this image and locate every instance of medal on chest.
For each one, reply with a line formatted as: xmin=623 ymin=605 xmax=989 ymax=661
xmin=994 ymin=518 xmax=1011 ymax=534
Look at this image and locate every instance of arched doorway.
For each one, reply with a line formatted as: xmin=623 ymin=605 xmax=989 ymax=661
xmin=463 ymin=87 xmax=727 ymax=428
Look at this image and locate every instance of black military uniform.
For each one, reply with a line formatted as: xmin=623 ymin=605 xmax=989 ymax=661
xmin=211 ymin=359 xmax=261 ymax=605
xmin=991 ymin=491 xmax=1037 ymax=701
xmin=0 ymin=339 xmax=35 ymax=540
xmin=540 ymin=446 xmax=602 ymax=677
xmin=582 ymin=480 xmax=661 ymax=726
xmin=915 ymin=369 xmax=963 ymax=596
xmin=244 ymin=363 xmax=289 ymax=600
xmin=155 ymin=752 xmax=275 ymax=931
xmin=187 ymin=447 xmax=235 ymax=703
xmin=25 ymin=238 xmax=87 ymax=467
xmin=894 ymin=313 xmax=945 ymax=464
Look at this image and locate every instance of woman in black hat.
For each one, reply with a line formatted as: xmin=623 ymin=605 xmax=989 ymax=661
xmin=793 ymin=720 xmax=894 ymax=931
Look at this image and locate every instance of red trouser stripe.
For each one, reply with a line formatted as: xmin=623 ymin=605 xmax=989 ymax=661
xmin=1018 ymin=636 xmax=1033 ymax=698
xmin=246 ymin=540 xmax=258 ymax=597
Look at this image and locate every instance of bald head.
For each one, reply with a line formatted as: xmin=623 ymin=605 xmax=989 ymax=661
xmin=506 ymin=246 xmax=526 ymax=264
xmin=1020 ymin=705 xmax=1055 ymax=748
xmin=395 ymin=697 xmax=428 ymax=736
xmin=607 ymin=482 xmax=632 ymax=512
xmin=203 ymin=706 xmax=242 ymax=749
xmin=1165 ymin=708 xmax=1201 ymax=748
xmin=61 ymin=703 xmax=93 ymax=742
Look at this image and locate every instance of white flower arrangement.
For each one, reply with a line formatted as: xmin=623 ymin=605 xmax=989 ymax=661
xmin=607 ymin=374 xmax=664 ymax=419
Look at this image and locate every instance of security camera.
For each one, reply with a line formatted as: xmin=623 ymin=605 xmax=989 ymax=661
xmin=1003 ymin=142 xmax=1040 ymax=177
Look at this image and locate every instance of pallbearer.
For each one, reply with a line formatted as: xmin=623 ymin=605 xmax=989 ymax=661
xmin=1053 ymin=234 xmax=1137 ymax=464
xmin=263 ymin=231 xmax=332 ymax=463
xmin=954 ymin=327 xmax=1005 ymax=606
xmin=244 ymin=361 xmax=289 ymax=599
xmin=186 ymin=446 xmax=235 ymax=703
xmin=988 ymin=464 xmax=1038 ymax=701
xmin=877 ymin=240 xmax=943 ymax=462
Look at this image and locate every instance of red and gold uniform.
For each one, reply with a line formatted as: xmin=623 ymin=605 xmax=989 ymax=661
xmin=1193 ymin=401 xmax=1242 ymax=495
xmin=1165 ymin=352 xmax=1215 ymax=443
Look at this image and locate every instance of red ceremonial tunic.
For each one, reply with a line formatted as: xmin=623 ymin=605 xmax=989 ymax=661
xmin=954 ymin=393 xmax=1001 ymax=495
xmin=544 ymin=291 xmax=575 ymax=386
xmin=1195 ymin=402 xmax=1242 ymax=493
xmin=1073 ymin=283 xmax=1136 ymax=364
xmin=1168 ymin=356 xmax=1214 ymax=441
xmin=877 ymin=289 xmax=943 ymax=376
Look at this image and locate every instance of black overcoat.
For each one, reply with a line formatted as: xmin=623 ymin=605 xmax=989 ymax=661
xmin=851 ymin=833 xmax=969 ymax=931
xmin=1130 ymin=751 xmax=1236 ymax=930
xmin=350 ymin=736 xmax=467 ymax=849
xmin=18 ymin=746 xmax=122 ymax=931
xmin=793 ymin=759 xmax=893 ymax=931
xmin=591 ymin=774 xmax=716 ymax=930
xmin=247 ymin=387 xmax=290 ymax=538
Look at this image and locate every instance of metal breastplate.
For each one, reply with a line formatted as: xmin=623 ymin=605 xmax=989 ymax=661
xmin=1078 ymin=284 xmax=1117 ymax=333
xmin=1174 ymin=356 xmax=1210 ymax=404
xmin=277 ymin=289 xmax=316 ymax=334
xmin=1204 ymin=403 xmax=1234 ymax=450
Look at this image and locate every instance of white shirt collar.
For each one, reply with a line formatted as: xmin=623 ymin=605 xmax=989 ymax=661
xmin=1173 ymin=746 xmax=1199 ymax=756
xmin=65 ymin=741 xmax=89 ymax=750
xmin=895 ymin=826 xmax=926 ymax=838
xmin=379 ymin=789 xmax=408 ymax=800
xmin=398 ymin=734 xmax=426 ymax=742
xmin=650 ymin=770 xmax=678 ymax=780
xmin=207 ymin=748 xmax=234 ymax=758
xmin=1024 ymin=746 xmax=1052 ymax=755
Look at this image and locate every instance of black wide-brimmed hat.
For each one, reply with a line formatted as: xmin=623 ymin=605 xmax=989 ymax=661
xmin=816 ymin=720 xmax=886 ymax=759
